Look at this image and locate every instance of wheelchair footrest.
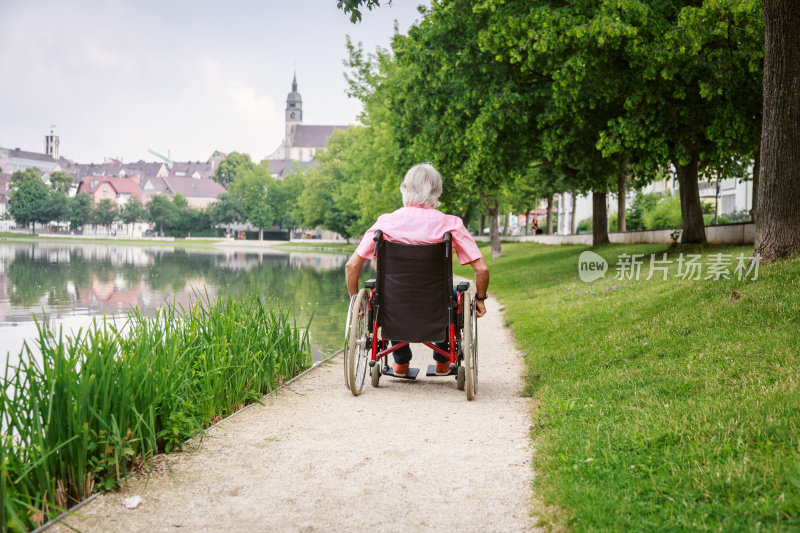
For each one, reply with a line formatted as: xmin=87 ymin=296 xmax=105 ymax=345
xmin=383 ymin=366 xmax=420 ymax=380
xmin=425 ymin=365 xmax=458 ymax=377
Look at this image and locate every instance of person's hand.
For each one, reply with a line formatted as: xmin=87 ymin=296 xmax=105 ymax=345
xmin=475 ymin=299 xmax=486 ymax=317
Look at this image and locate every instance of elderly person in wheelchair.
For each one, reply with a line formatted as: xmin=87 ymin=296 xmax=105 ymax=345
xmin=344 ymin=163 xmax=490 ymax=399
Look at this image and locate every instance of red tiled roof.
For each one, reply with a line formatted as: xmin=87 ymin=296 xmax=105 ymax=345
xmin=142 ymin=176 xmax=169 ymax=194
xmin=164 ymin=176 xmax=225 ymax=198
xmin=77 ymin=177 xmax=141 ymax=199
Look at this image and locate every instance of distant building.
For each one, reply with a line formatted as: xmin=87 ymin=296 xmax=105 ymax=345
xmin=0 ymin=173 xmax=11 ymax=230
xmin=286 ymin=124 xmax=348 ymax=162
xmin=44 ymin=131 xmax=60 ymax=159
xmin=76 ymin=176 xmax=142 ymax=206
xmin=265 ymin=158 xmax=316 ymax=179
xmin=0 ymin=146 xmax=63 ymax=175
xmin=160 ymin=176 xmax=226 ymax=208
xmin=0 ymin=133 xmax=228 ymax=235
xmin=263 ymin=74 xmax=348 ymax=172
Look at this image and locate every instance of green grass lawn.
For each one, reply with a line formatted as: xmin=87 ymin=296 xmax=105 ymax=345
xmin=458 ymin=242 xmax=800 ymax=531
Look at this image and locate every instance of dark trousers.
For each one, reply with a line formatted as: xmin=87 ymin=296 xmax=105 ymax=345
xmin=392 ymin=340 xmax=450 ymax=365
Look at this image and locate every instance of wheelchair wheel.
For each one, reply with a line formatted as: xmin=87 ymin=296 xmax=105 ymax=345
xmin=463 ymin=292 xmax=476 ymax=400
xmin=471 ymin=292 xmax=479 ymax=395
xmin=456 ymin=365 xmax=465 ymax=390
xmin=371 ymin=364 xmax=381 ymax=387
xmin=343 ymin=292 xmax=356 ymax=390
xmin=345 ymin=288 xmax=370 ymax=396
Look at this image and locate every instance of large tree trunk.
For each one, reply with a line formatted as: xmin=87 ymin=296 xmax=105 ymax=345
xmin=479 ymin=214 xmax=485 ymax=236
xmin=462 ymin=211 xmax=472 ymax=233
xmin=483 ymin=194 xmax=502 ymax=259
xmin=592 ymin=191 xmax=610 ymax=246
xmin=617 ymin=172 xmax=627 ymax=233
xmin=502 ymin=211 xmax=509 ymax=236
xmin=755 ymin=0 xmax=800 ymax=261
xmin=546 ymin=194 xmax=554 ymax=235
xmin=674 ymin=151 xmax=707 ymax=244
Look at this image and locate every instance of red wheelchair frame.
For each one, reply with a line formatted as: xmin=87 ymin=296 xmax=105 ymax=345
xmin=343 ymin=230 xmax=477 ymax=399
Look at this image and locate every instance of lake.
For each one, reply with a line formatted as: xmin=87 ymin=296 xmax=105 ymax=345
xmin=0 ymin=241 xmax=355 ymax=367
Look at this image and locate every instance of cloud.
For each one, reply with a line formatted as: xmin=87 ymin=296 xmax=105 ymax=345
xmin=0 ymin=0 xmax=428 ymax=163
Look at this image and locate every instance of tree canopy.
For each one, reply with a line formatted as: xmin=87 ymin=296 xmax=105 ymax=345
xmin=214 ymin=152 xmax=255 ymax=189
xmin=328 ymin=0 xmax=767 ymax=249
xmin=48 ymin=171 xmax=74 ymax=194
xmin=10 ymin=168 xmax=42 ymax=188
xmin=8 ymin=178 xmax=52 ymax=233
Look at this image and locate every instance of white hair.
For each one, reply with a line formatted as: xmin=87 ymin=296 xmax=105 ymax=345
xmin=400 ymin=163 xmax=442 ymax=208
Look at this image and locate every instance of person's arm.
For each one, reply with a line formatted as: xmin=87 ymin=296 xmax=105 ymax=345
xmin=345 ymin=252 xmax=367 ymax=297
xmin=469 ymin=257 xmax=490 ymax=317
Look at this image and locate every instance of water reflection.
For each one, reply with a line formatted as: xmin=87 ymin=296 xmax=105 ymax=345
xmin=0 ymin=242 xmax=358 ymax=360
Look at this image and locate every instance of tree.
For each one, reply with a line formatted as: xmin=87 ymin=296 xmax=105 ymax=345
xmin=337 ymin=0 xmax=382 ymax=23
xmin=175 ymin=203 xmax=213 ymax=238
xmin=120 ymin=198 xmax=146 ymax=235
xmin=480 ymin=0 xmax=764 ymax=245
xmin=146 ymin=195 xmax=178 ymax=235
xmin=214 ymin=152 xmax=255 ymax=189
xmin=754 ymin=0 xmax=800 ymax=261
xmin=323 ymin=206 xmax=359 ymax=242
xmin=48 ymin=171 xmax=73 ymax=194
xmin=210 ymin=192 xmax=247 ymax=233
xmin=309 ymin=120 xmax=401 ymax=236
xmin=68 ymin=193 xmax=93 ymax=231
xmin=45 ymin=189 xmax=70 ymax=227
xmin=249 ymin=203 xmax=274 ymax=239
xmin=91 ymin=199 xmax=117 ymax=233
xmin=593 ymin=0 xmax=764 ymax=244
xmin=10 ymin=167 xmax=41 ymax=188
xmin=8 ymin=178 xmax=51 ymax=233
xmin=382 ymin=0 xmax=543 ymax=258
xmin=273 ymin=170 xmax=304 ymax=231
xmin=229 ymin=165 xmax=273 ymax=239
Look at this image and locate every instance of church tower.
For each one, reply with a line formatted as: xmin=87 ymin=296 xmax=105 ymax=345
xmin=284 ymin=73 xmax=302 ymax=159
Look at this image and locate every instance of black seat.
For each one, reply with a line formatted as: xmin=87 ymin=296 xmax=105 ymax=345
xmin=374 ymin=232 xmax=453 ymax=343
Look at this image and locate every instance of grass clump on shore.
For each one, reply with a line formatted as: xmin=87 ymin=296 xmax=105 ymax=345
xmin=1 ymin=292 xmax=312 ymax=531
xmin=458 ymin=243 xmax=800 ymax=531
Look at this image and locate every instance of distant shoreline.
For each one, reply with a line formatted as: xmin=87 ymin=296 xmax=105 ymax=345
xmin=0 ymin=232 xmax=358 ymax=253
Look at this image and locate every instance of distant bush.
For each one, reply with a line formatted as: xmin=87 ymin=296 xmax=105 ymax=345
xmin=643 ymin=196 xmax=682 ymax=230
xmin=577 ymin=217 xmax=592 ymax=234
xmin=626 ymin=191 xmax=661 ymax=231
xmin=725 ymin=209 xmax=753 ymax=223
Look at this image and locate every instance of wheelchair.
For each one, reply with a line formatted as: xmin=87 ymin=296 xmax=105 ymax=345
xmin=343 ymin=230 xmax=479 ymax=400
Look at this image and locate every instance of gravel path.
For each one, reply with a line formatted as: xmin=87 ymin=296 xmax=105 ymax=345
xmin=54 ymin=295 xmax=536 ymax=532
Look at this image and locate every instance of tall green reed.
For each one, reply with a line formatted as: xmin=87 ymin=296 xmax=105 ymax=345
xmin=0 ymin=291 xmax=312 ymax=531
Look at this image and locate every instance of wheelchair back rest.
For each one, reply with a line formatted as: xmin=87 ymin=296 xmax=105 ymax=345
xmin=375 ymin=232 xmax=453 ymax=343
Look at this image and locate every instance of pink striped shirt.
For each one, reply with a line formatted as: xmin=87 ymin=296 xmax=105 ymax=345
xmin=355 ymin=206 xmax=482 ymax=266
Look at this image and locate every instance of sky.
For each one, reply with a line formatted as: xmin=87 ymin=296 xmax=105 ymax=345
xmin=0 ymin=0 xmax=429 ymax=164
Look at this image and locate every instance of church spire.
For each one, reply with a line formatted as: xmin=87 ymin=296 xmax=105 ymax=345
xmin=285 ymin=70 xmax=303 ymax=159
